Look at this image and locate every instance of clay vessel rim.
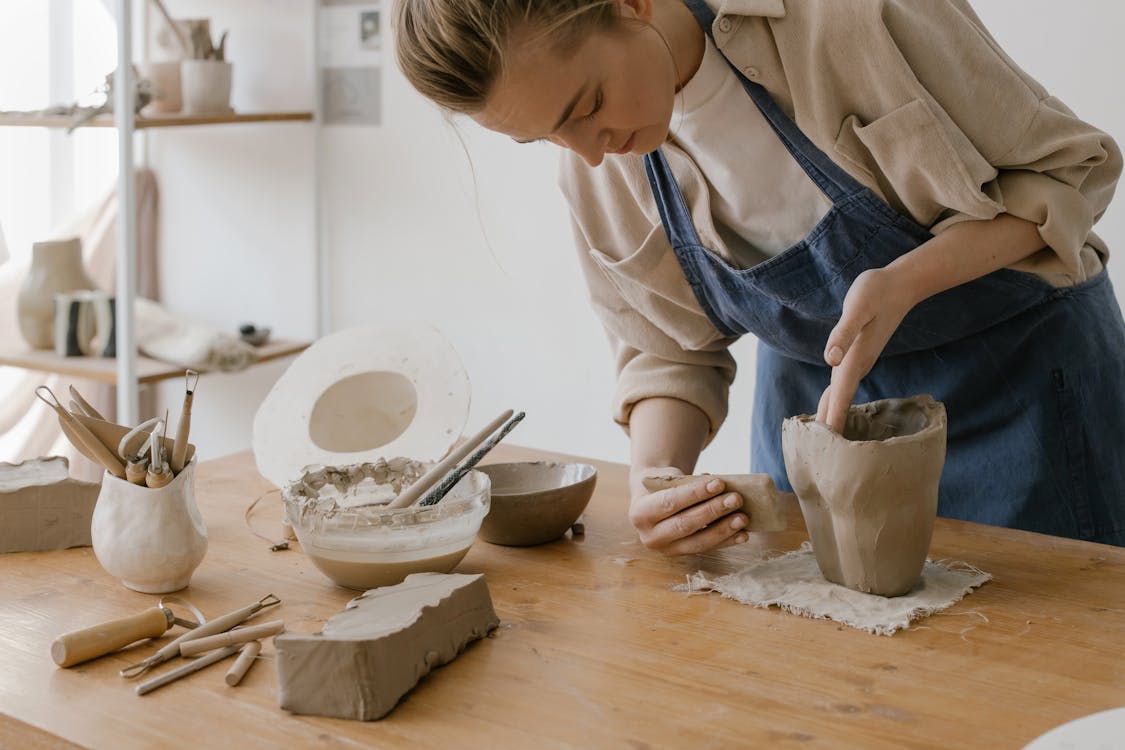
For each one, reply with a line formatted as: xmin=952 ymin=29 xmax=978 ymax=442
xmin=479 ymin=461 xmax=597 ymax=496
xmin=788 ymin=398 xmax=947 ymax=445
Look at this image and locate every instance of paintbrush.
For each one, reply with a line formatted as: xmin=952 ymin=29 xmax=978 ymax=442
xmin=383 ymin=410 xmax=515 ymax=509
xmin=170 ymin=370 xmax=198 ymax=475
xmin=416 ymin=411 xmax=526 ymax=507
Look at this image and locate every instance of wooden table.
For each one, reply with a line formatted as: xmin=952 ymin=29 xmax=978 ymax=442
xmin=1 ymin=446 xmax=1122 ymax=749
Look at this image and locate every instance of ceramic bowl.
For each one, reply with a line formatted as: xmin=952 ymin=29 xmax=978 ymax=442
xmin=477 ymin=461 xmax=597 ymax=546
xmin=283 ymin=461 xmax=490 ymax=591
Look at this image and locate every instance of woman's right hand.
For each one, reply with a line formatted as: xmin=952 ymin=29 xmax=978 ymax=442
xmin=628 ymin=468 xmax=750 ymax=556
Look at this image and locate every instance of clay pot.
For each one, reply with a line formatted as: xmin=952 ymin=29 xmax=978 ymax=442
xmin=477 ymin=462 xmax=596 ymax=546
xmin=180 ymin=60 xmax=232 ymax=115
xmin=17 ymin=238 xmax=96 ymax=350
xmin=782 ymin=395 xmax=947 ymax=597
xmin=91 ymin=458 xmax=208 ymax=593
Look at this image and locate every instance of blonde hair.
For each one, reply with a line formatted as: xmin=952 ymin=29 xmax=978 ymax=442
xmin=394 ymin=0 xmax=622 ymax=114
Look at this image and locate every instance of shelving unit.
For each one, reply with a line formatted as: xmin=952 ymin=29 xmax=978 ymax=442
xmin=0 ymin=1 xmax=322 ymax=426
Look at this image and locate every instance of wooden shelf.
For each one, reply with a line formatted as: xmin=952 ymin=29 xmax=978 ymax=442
xmin=0 ymin=111 xmax=313 ymax=129
xmin=0 ymin=339 xmax=309 ymax=384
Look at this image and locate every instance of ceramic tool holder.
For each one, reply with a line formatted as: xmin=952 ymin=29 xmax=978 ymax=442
xmin=90 ymin=457 xmax=207 ymax=593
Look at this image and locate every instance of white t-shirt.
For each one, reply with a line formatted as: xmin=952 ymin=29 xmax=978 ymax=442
xmin=667 ymin=38 xmax=831 ymax=269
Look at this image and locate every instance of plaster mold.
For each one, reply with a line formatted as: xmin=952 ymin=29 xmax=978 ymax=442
xmin=253 ymin=323 xmax=470 ymax=489
xmin=642 ymin=473 xmax=789 ymax=532
xmin=275 ymin=572 xmax=499 ymax=720
xmin=0 ymin=457 xmax=100 ymax=553
xmin=782 ymin=395 xmax=947 ymax=597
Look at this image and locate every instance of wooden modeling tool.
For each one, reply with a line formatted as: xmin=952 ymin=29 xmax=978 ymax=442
xmin=385 ymin=409 xmax=515 ymax=509
xmin=136 ymin=645 xmax=241 ymax=696
xmin=68 ymin=385 xmax=106 ymax=421
xmin=224 ymin=640 xmax=261 ymax=686
xmin=35 ymin=386 xmax=126 ymax=479
xmin=179 ymin=620 xmax=283 ymax=657
xmin=417 ymin=411 xmax=526 ymax=507
xmin=119 ymin=416 xmax=161 ymax=486
xmin=71 ymin=412 xmax=196 ymax=469
xmin=171 ymin=370 xmax=198 ymax=475
xmin=120 ymin=594 xmax=281 ymax=679
xmin=51 ymin=606 xmax=192 ymax=668
xmin=145 ymin=418 xmax=173 ymax=488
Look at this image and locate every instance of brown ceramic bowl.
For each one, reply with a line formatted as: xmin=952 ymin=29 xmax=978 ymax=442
xmin=477 ymin=461 xmax=597 ymax=546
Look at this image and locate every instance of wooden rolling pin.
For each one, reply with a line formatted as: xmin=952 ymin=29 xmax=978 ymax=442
xmin=641 ymin=473 xmax=792 ymax=532
xmin=179 ymin=620 xmax=284 ymax=657
xmin=52 ymin=607 xmax=178 ymax=668
xmin=224 ymin=640 xmax=262 ymax=686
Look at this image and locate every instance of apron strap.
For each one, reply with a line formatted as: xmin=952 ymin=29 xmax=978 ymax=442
xmin=643 ymin=150 xmax=704 ymax=248
xmin=681 ymin=0 xmax=861 ymax=205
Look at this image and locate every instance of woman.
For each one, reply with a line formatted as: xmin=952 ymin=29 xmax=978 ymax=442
xmin=395 ymin=0 xmax=1125 ymax=551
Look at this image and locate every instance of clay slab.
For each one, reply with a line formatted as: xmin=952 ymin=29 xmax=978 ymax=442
xmin=275 ymin=572 xmax=499 ymax=720
xmin=642 ymin=473 xmax=789 ymax=532
xmin=0 ymin=457 xmax=100 ymax=553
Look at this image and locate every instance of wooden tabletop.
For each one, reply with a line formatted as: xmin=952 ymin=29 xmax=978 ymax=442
xmin=1 ymin=445 xmax=1122 ymax=749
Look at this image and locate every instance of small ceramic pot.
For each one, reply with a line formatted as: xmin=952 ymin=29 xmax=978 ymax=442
xmin=17 ymin=238 xmax=96 ymax=349
xmin=782 ymin=395 xmax=947 ymax=597
xmin=477 ymin=462 xmax=596 ymax=546
xmin=91 ymin=458 xmax=207 ymax=593
xmin=180 ymin=60 xmax=232 ymax=115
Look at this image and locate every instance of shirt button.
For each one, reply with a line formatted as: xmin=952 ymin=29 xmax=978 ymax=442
xmin=743 ymin=66 xmax=760 ymax=79
xmin=717 ymin=16 xmax=733 ymax=33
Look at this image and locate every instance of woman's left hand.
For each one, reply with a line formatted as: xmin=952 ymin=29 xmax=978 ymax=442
xmin=816 ymin=267 xmax=918 ymax=432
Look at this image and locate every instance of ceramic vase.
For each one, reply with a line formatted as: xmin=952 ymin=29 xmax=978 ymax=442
xmin=17 ymin=238 xmax=96 ymax=350
xmin=781 ymin=395 xmax=947 ymax=597
xmin=91 ymin=458 xmax=208 ymax=593
xmin=180 ymin=60 xmax=232 ymax=115
xmin=137 ymin=61 xmax=182 ymax=114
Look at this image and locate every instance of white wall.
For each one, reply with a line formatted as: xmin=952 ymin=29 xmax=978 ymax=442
xmin=158 ymin=1 xmax=1125 ymax=476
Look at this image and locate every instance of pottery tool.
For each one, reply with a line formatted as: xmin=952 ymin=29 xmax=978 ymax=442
xmin=136 ymin=645 xmax=241 ymax=696
xmin=171 ymin=369 xmax=198 ymax=475
xmin=384 ymin=409 xmax=515 ymax=509
xmin=71 ymin=412 xmax=196 ymax=469
xmin=417 ymin=411 xmax=525 ymax=507
xmin=120 ymin=593 xmax=281 ymax=679
xmin=68 ymin=385 xmax=106 ymax=421
xmin=119 ymin=416 xmax=160 ymax=486
xmin=224 ymin=640 xmax=261 ymax=686
xmin=144 ymin=418 xmax=173 ymax=489
xmin=35 ymin=386 xmax=126 ymax=479
xmin=179 ymin=620 xmax=284 ymax=657
xmin=51 ymin=606 xmax=196 ymax=669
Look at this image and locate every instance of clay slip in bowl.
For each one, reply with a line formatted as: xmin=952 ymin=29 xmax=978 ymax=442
xmin=477 ymin=461 xmax=596 ymax=546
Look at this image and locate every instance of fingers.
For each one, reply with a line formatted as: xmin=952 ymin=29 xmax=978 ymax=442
xmin=659 ymin=513 xmax=751 ymax=556
xmin=647 ymin=492 xmax=744 ymax=547
xmin=629 ymin=476 xmax=726 ymax=528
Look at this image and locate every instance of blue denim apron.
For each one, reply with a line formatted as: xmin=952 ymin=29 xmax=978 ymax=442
xmin=642 ymin=0 xmax=1125 ymax=545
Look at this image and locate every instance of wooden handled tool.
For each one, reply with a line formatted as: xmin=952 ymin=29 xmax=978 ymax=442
xmin=179 ymin=620 xmax=283 ymax=657
xmin=68 ymin=385 xmax=107 ymax=421
xmin=146 ymin=418 xmax=173 ymax=489
xmin=385 ymin=410 xmax=514 ymax=509
xmin=52 ymin=607 xmax=177 ymax=668
xmin=170 ymin=370 xmax=198 ymax=475
xmin=120 ymin=593 xmax=281 ymax=678
xmin=224 ymin=640 xmax=261 ymax=686
xmin=136 ymin=645 xmax=241 ymax=696
xmin=417 ymin=411 xmax=526 ymax=507
xmin=35 ymin=386 xmax=126 ymax=479
xmin=641 ymin=473 xmax=792 ymax=533
xmin=120 ymin=416 xmax=160 ymax=486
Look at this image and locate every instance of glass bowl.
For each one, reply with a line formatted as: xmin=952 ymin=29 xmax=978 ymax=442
xmin=283 ymin=459 xmax=490 ymax=590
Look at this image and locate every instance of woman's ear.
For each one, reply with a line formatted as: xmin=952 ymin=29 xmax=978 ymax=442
xmin=617 ymin=0 xmax=655 ymax=23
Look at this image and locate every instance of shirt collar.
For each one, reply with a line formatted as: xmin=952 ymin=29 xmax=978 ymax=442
xmin=716 ymin=0 xmax=787 ymax=19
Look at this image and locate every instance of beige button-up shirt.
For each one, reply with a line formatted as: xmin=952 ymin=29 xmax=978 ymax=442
xmin=559 ymin=0 xmax=1122 ymax=441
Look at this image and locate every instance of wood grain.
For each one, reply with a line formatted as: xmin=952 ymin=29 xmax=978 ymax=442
xmin=0 ymin=445 xmax=1122 ymax=749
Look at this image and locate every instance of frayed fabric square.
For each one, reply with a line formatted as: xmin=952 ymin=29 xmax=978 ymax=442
xmin=678 ymin=543 xmax=991 ymax=635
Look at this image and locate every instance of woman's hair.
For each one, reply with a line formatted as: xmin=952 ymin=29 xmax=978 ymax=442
xmin=394 ymin=0 xmax=621 ymax=114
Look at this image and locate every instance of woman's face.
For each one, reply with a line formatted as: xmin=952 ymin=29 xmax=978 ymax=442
xmin=472 ymin=5 xmax=678 ymax=167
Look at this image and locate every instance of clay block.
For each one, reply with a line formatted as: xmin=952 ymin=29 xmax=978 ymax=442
xmin=275 ymin=572 xmax=499 ymax=720
xmin=0 ymin=457 xmax=100 ymax=553
xmin=642 ymin=473 xmax=790 ymax=532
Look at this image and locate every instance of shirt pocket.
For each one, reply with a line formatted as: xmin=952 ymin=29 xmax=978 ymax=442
xmin=588 ymin=224 xmax=726 ymax=352
xmin=833 ymin=98 xmax=1003 ymax=228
